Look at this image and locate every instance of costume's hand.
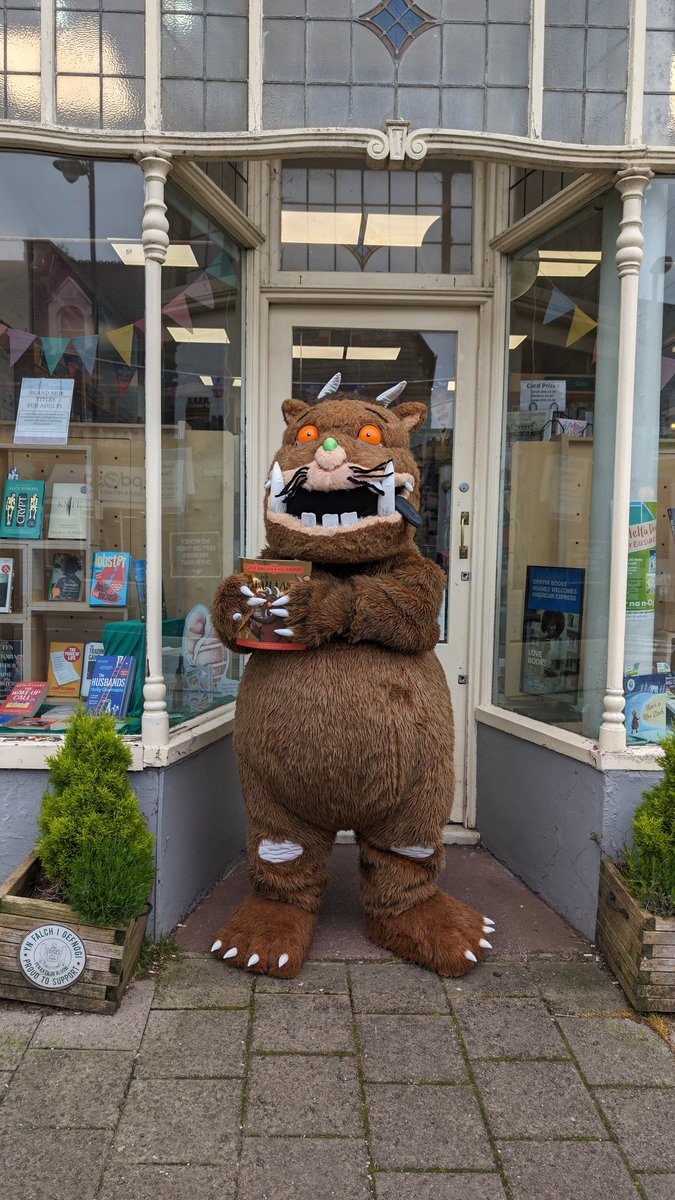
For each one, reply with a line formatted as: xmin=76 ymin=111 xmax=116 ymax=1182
xmin=211 ymin=573 xmax=257 ymax=647
xmin=268 ymin=577 xmax=352 ymax=648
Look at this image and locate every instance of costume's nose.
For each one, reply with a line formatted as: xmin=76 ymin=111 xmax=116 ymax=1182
xmin=323 ymin=437 xmax=339 ymax=451
xmin=314 ymin=438 xmax=346 ymax=471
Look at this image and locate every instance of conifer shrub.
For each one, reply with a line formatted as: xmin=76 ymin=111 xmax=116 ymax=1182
xmin=36 ymin=707 xmax=155 ymax=924
xmin=622 ymin=733 xmax=675 ymax=917
xmin=65 ymin=837 xmax=155 ymax=927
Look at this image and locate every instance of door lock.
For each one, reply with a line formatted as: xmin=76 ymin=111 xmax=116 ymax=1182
xmin=459 ymin=511 xmax=470 ymax=559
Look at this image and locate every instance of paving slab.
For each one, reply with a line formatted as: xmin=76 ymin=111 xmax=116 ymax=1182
xmin=0 ymin=1008 xmax=42 ymax=1068
xmin=497 ymin=1140 xmax=641 ymax=1200
xmin=152 ymin=953 xmax=253 ymax=1008
xmin=0 ymin=1070 xmax=11 ymax=1099
xmin=32 ymin=979 xmax=154 ymax=1050
xmin=245 ymin=1054 xmax=363 ymax=1136
xmin=474 ymin=1060 xmax=606 ymax=1138
xmin=135 ymin=1008 xmax=248 ymax=1077
xmin=238 ymin=1136 xmax=372 ymax=1199
xmin=558 ymin=1016 xmax=675 ymax=1085
xmin=375 ymin=1174 xmax=507 ymax=1200
xmin=366 ymin=1082 xmax=494 ymax=1170
xmin=638 ymin=1175 xmax=675 ymax=1200
xmin=444 ymin=960 xmax=536 ymax=1000
xmin=0 ymin=1048 xmax=133 ymax=1128
xmin=357 ymin=1013 xmax=467 ymax=1082
xmin=349 ymin=962 xmax=448 ymax=1013
xmin=255 ymin=961 xmax=349 ymax=993
xmin=595 ymin=1088 xmax=675 ymax=1171
xmin=452 ymin=998 xmax=569 ymax=1060
xmin=527 ymin=960 xmax=626 ymax=1014
xmin=0 ymin=1127 xmax=113 ymax=1200
xmin=113 ymin=1078 xmax=242 ymax=1163
xmin=98 ymin=1164 xmax=234 ymax=1200
xmin=252 ymin=993 xmax=354 ymax=1053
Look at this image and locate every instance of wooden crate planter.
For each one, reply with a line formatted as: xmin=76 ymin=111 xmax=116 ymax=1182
xmin=0 ymin=852 xmax=148 ymax=1014
xmin=596 ymin=859 xmax=675 ymax=1013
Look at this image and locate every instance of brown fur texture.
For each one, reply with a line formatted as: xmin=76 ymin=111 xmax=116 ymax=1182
xmin=210 ymin=392 xmax=490 ymax=977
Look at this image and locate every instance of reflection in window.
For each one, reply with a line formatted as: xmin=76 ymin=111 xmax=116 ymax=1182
xmin=281 ymin=161 xmax=472 ymax=275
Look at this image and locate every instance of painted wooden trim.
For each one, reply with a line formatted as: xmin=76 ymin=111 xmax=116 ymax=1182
xmin=145 ymin=0 xmax=161 ymax=133
xmin=170 ymin=161 xmax=264 ymax=248
xmin=491 ymin=172 xmax=615 ymax=252
xmin=143 ymin=706 xmax=235 ymax=767
xmin=528 ymin=0 xmax=545 ymax=141
xmin=248 ymin=0 xmax=263 ymax=135
xmin=40 ymin=0 xmax=55 ymax=126
xmin=626 ymin=0 xmax=647 ymax=146
xmin=262 ymin=286 xmax=492 ymax=306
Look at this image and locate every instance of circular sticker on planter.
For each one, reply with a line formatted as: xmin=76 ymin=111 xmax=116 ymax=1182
xmin=19 ymin=924 xmax=86 ymax=990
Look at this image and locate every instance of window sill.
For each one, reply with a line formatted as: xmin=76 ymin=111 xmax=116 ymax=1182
xmin=475 ymin=704 xmax=665 ymax=773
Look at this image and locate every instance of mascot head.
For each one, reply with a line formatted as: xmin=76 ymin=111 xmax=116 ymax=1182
xmin=264 ymin=374 xmax=427 ymax=564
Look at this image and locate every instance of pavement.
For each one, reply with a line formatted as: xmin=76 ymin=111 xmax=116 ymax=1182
xmin=0 ymin=845 xmax=673 ymax=1200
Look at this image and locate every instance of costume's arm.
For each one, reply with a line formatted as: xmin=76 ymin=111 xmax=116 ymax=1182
xmin=287 ymin=555 xmax=445 ymax=654
xmin=211 ymin=573 xmax=256 ymax=652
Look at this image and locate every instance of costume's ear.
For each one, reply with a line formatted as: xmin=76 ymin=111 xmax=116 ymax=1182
xmin=394 ymin=402 xmax=427 ymax=433
xmin=282 ymin=399 xmax=310 ymax=427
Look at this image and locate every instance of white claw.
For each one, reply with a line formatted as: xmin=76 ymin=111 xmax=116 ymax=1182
xmin=246 ymin=596 xmax=266 ymax=607
xmin=464 ymin=950 xmax=478 ymax=963
xmin=483 ymin=924 xmax=495 ymax=934
xmin=275 ymin=593 xmax=290 ymax=605
xmin=483 ymin=916 xmax=495 ymax=925
xmin=479 ymin=939 xmax=492 ymax=950
xmin=269 ymin=607 xmax=289 ymax=618
xmin=247 ymin=953 xmax=260 ymax=967
xmin=210 ymin=939 xmax=222 ymax=953
xmin=223 ymin=947 xmax=237 ymax=959
xmin=232 ymin=611 xmax=242 ymax=621
xmin=278 ymin=953 xmax=289 ymax=968
xmin=276 ymin=628 xmax=295 ymax=637
xmin=240 ymin=585 xmax=254 ymax=596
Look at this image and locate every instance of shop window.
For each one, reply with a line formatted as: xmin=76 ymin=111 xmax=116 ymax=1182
xmin=494 ymin=196 xmax=620 ymax=738
xmin=0 ymin=151 xmax=243 ymax=735
xmin=280 ymin=159 xmax=472 ymax=275
xmin=508 ymin=168 xmax=583 ymax=225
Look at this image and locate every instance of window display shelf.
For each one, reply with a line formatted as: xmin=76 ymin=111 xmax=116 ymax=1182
xmin=30 ymin=602 xmax=129 ymax=614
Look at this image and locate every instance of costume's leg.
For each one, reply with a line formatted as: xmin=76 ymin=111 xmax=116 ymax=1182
xmin=357 ymin=805 xmax=494 ymax=978
xmin=211 ymin=764 xmax=335 ymax=978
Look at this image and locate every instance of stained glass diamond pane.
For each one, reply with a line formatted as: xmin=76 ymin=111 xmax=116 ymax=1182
xmin=360 ymin=0 xmax=436 ymax=59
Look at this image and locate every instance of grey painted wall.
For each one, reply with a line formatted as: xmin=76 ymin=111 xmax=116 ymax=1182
xmin=476 ymin=724 xmax=661 ymax=940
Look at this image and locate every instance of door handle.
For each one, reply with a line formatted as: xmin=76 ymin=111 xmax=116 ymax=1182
xmin=459 ymin=511 xmax=469 ymax=559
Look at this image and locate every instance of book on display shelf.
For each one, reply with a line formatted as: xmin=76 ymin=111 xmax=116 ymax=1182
xmin=47 ymin=483 xmax=88 ymax=540
xmin=0 ymin=557 xmax=14 ymax=611
xmin=0 ymin=480 xmax=45 ymax=540
xmin=80 ymin=641 xmax=105 ymax=699
xmin=47 ymin=641 xmax=85 ymax=699
xmin=85 ymin=655 xmax=137 ymax=718
xmin=89 ymin=551 xmax=131 ymax=607
xmin=47 ymin=552 xmax=84 ymax=601
xmin=0 ymin=638 xmax=22 ymax=702
xmin=0 ymin=680 xmax=49 ymax=719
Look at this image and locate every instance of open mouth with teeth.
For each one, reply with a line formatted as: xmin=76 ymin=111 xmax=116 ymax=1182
xmin=267 ymin=460 xmax=422 ymax=531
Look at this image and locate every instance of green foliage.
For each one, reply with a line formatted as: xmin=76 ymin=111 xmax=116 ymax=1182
xmin=36 ymin=707 xmax=154 ymax=923
xmin=135 ymin=935 xmax=183 ymax=979
xmin=622 ymin=733 xmax=675 ymax=916
xmin=65 ymin=837 xmax=155 ymax=927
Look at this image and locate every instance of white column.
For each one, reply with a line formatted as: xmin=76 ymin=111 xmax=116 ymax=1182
xmin=599 ymin=167 xmax=654 ymax=752
xmin=139 ymin=152 xmax=171 ymax=749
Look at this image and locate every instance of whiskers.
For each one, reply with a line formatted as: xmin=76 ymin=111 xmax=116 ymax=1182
xmin=278 ymin=465 xmax=309 ymax=501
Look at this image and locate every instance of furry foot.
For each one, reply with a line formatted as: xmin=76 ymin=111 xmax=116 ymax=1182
xmin=210 ymin=894 xmax=317 ymax=978
xmin=365 ymin=890 xmax=494 ymax=977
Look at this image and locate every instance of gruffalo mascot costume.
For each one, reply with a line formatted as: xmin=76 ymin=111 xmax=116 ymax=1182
xmin=210 ymin=374 xmax=494 ymax=978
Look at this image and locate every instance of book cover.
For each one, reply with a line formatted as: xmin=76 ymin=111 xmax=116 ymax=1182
xmin=0 ymin=680 xmax=49 ymax=716
xmin=86 ymin=655 xmax=137 ymax=717
xmin=0 ymin=638 xmax=22 ymax=702
xmin=89 ymin=551 xmax=131 ymax=606
xmin=47 ymin=641 xmax=85 ymax=699
xmin=47 ymin=482 xmax=88 ymax=539
xmin=132 ymin=558 xmax=147 ymax=619
xmin=48 ymin=552 xmax=84 ymax=601
xmin=236 ymin=558 xmax=312 ymax=651
xmin=0 ymin=479 xmax=45 ymax=540
xmin=80 ymin=640 xmax=105 ymax=699
xmin=521 ymin=565 xmax=585 ymax=699
xmin=625 ymin=672 xmax=675 ymax=745
xmin=0 ymin=556 xmax=14 ymax=612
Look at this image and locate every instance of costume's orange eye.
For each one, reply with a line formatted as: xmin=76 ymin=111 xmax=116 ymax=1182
xmin=297 ymin=424 xmax=319 ymax=444
xmin=358 ymin=424 xmax=382 ymax=445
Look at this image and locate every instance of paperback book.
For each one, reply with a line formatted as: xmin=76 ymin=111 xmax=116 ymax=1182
xmin=80 ymin=640 xmax=105 ymax=699
xmin=236 ymin=558 xmax=312 ymax=651
xmin=47 ymin=641 xmax=85 ymax=699
xmin=89 ymin=551 xmax=131 ymax=606
xmin=85 ymin=654 xmax=137 ymax=717
xmin=0 ymin=557 xmax=14 ymax=612
xmin=0 ymin=480 xmax=45 ymax=540
xmin=521 ymin=565 xmax=585 ymax=699
xmin=47 ymin=482 xmax=88 ymax=539
xmin=48 ymin=552 xmax=84 ymax=601
xmin=625 ymin=672 xmax=675 ymax=745
xmin=0 ymin=638 xmax=22 ymax=702
xmin=0 ymin=680 xmax=49 ymax=718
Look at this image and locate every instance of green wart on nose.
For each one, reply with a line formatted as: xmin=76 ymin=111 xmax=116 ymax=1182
xmin=322 ymin=437 xmax=339 ymax=451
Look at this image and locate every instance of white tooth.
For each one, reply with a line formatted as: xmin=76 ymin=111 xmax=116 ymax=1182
xmin=377 ymin=462 xmax=395 ymax=517
xmin=341 ymin=512 xmax=358 ymax=526
xmin=269 ymin=461 xmax=286 ymax=514
xmin=301 ymin=512 xmax=316 ymax=527
xmin=322 ymin=513 xmax=339 ymax=527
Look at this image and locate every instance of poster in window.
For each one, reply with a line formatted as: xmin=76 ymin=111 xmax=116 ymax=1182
xmin=521 ymin=566 xmax=585 ymax=699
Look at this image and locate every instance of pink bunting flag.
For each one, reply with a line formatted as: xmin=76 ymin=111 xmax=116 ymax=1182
xmin=185 ymin=273 xmax=215 ymax=309
xmin=661 ymin=356 xmax=675 ymax=391
xmin=161 ymin=293 xmax=193 ymax=332
xmin=0 ymin=324 xmax=7 ymax=337
xmin=9 ymin=330 xmax=37 ymax=367
xmin=134 ymin=319 xmax=146 ymax=333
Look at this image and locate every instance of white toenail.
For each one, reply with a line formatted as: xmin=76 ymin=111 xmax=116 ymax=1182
xmin=259 ymin=839 xmax=304 ymax=863
xmin=211 ymin=939 xmax=222 ymax=953
xmin=484 ymin=916 xmax=495 ymax=924
xmin=464 ymin=950 xmax=478 ymax=962
xmin=247 ymin=954 xmax=260 ymax=967
xmin=278 ymin=953 xmax=289 ymax=968
xmin=479 ymin=939 xmax=492 ymax=949
xmin=223 ymin=947 xmax=237 ymax=959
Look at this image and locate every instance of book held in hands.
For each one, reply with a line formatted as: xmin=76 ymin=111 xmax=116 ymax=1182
xmin=86 ymin=655 xmax=137 ymax=717
xmin=236 ymin=558 xmax=312 ymax=651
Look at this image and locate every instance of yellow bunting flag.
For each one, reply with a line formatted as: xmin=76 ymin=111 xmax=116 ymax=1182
xmin=106 ymin=324 xmax=135 ymax=366
xmin=566 ymin=307 xmax=597 ymax=348
xmin=510 ymin=259 xmax=537 ymax=301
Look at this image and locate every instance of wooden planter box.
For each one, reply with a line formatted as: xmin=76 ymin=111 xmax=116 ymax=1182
xmin=596 ymin=859 xmax=675 ymax=1013
xmin=0 ymin=853 xmax=148 ymax=1014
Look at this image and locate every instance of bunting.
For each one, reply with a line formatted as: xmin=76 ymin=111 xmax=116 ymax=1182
xmin=205 ymin=253 xmax=238 ymax=287
xmin=510 ymin=260 xmax=537 ymax=301
xmin=566 ymin=308 xmax=598 ymax=348
xmin=8 ymin=330 xmax=36 ymax=367
xmin=106 ymin=324 xmax=135 ymax=366
xmin=185 ymin=273 xmax=215 ymax=309
xmin=71 ymin=334 xmax=99 ymax=376
xmin=115 ymin=364 xmax=137 ymax=398
xmin=161 ymin=293 xmax=193 ymax=332
xmin=543 ymin=287 xmax=576 ymax=326
xmin=661 ymin=357 xmax=675 ymax=391
xmin=41 ymin=336 xmax=70 ymax=375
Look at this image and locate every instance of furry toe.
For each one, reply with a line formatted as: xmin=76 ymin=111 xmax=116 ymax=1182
xmin=365 ymin=890 xmax=492 ymax=977
xmin=210 ymin=894 xmax=317 ymax=977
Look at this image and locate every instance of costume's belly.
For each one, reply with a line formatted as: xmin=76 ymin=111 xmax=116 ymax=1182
xmin=234 ymin=641 xmax=454 ymax=830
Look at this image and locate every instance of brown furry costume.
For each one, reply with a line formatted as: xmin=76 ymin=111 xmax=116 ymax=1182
xmin=210 ymin=382 xmax=494 ymax=978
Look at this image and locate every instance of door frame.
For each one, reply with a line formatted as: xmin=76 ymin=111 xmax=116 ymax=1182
xmin=259 ymin=300 xmax=483 ymax=827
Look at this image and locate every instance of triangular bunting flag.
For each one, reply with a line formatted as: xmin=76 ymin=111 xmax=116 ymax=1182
xmin=205 ymin=253 xmax=238 ymax=287
xmin=543 ymin=286 xmax=576 ymax=325
xmin=566 ymin=307 xmax=598 ymax=348
xmin=661 ymin=356 xmax=675 ymax=391
xmin=115 ymin=364 xmax=137 ymax=399
xmin=510 ymin=260 xmax=537 ymax=301
xmin=106 ymin=324 xmax=135 ymax=366
xmin=42 ymin=337 xmax=70 ymax=374
xmin=8 ymin=330 xmax=36 ymax=367
xmin=71 ymin=334 xmax=98 ymax=376
xmin=162 ymin=293 xmax=193 ymax=331
xmin=185 ymin=273 xmax=215 ymax=309
xmin=134 ymin=319 xmax=146 ymax=333
xmin=0 ymin=323 xmax=7 ymax=337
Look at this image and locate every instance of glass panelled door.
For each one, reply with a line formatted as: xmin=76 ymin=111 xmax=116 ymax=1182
xmin=267 ymin=306 xmax=478 ymax=823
